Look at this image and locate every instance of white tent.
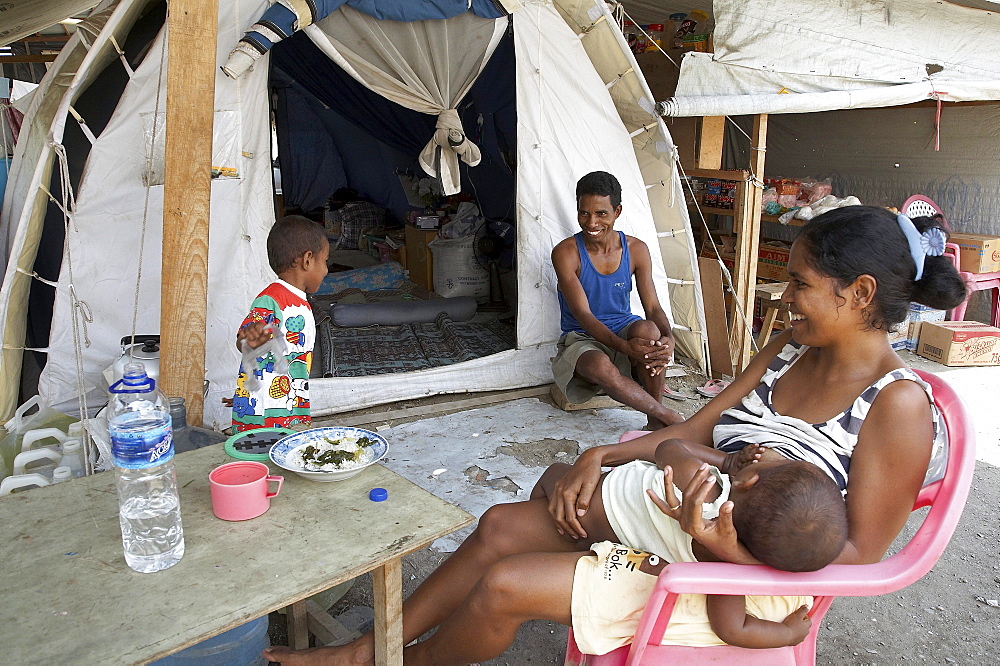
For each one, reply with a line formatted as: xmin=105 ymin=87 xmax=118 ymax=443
xmin=0 ymin=0 xmax=706 ymax=428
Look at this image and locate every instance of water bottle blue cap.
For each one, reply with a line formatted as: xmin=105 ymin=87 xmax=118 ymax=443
xmin=369 ymin=487 xmax=388 ymax=502
xmin=110 ymin=362 xmax=156 ymax=393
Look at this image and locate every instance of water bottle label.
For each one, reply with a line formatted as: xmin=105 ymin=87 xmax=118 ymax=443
xmin=110 ymin=415 xmax=174 ymax=469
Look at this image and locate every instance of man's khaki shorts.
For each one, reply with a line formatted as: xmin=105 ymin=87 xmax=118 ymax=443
xmin=551 ymin=324 xmax=637 ymax=404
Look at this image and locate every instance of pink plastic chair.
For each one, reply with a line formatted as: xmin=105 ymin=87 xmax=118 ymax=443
xmin=565 ymin=370 xmax=975 ymax=665
xmin=900 ymin=195 xmax=951 ymax=231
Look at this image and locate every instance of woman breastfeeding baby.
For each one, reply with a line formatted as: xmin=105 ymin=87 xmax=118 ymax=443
xmin=265 ymin=205 xmax=967 ymax=664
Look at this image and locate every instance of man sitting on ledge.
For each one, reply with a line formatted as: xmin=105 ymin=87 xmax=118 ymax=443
xmin=551 ymin=170 xmax=683 ymax=430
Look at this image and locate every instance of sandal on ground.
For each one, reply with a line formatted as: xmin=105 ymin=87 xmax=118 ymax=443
xmin=695 ymin=379 xmax=731 ymax=398
xmin=662 ymin=386 xmax=689 ymax=401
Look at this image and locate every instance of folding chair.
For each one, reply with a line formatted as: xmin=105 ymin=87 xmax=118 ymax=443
xmin=565 ymin=370 xmax=975 ymax=665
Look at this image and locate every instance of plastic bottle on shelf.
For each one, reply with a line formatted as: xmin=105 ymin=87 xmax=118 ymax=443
xmin=635 ymin=25 xmax=650 ymax=54
xmin=669 ymin=13 xmax=688 ymax=48
xmin=647 ymin=24 xmax=665 ymax=52
xmin=58 ymin=438 xmax=85 ymax=478
xmin=108 ymin=362 xmax=184 ymax=573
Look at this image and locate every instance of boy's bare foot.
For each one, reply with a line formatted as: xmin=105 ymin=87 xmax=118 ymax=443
xmin=262 ymin=635 xmax=374 ymax=665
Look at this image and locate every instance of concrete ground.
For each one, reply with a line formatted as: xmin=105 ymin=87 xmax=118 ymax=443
xmin=266 ymin=351 xmax=1000 ymax=663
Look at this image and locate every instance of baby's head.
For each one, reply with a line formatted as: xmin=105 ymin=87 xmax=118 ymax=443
xmin=730 ymin=461 xmax=847 ymax=572
xmin=266 ymin=215 xmax=329 ymax=281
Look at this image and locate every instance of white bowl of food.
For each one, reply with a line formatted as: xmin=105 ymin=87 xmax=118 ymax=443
xmin=269 ymin=427 xmax=388 ymax=482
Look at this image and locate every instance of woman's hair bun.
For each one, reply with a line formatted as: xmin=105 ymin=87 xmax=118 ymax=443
xmin=797 ymin=206 xmax=968 ymax=330
xmin=910 ymin=215 xmax=968 ymax=312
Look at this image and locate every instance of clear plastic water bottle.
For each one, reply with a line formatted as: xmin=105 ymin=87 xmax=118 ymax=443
xmin=108 ymin=362 xmax=184 ymax=573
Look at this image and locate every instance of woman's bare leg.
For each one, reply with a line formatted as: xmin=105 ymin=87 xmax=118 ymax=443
xmin=404 ymin=550 xmax=586 ymax=666
xmin=262 ymin=498 xmax=582 ymax=664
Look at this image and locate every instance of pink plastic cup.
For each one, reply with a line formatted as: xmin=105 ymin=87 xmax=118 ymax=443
xmin=209 ymin=461 xmax=283 ymax=521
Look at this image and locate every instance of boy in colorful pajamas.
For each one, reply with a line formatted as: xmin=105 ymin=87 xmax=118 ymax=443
xmin=232 ymin=216 xmax=329 ymax=432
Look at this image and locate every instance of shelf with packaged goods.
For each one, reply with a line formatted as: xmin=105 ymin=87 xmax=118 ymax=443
xmin=687 ymin=204 xmax=795 ymax=226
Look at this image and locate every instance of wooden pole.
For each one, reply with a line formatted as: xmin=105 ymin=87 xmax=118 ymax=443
xmin=730 ymin=114 xmax=768 ymax=371
xmin=695 ymin=116 xmax=726 ymax=170
xmin=160 ymin=0 xmax=218 ymax=427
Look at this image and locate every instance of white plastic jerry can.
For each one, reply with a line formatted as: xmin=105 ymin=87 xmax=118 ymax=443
xmin=0 ymin=473 xmax=50 ymax=496
xmin=13 ymin=448 xmax=63 ymax=477
xmin=20 ymin=427 xmax=67 ymax=454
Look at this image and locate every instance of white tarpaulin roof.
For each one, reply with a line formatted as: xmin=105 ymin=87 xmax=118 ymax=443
xmin=617 ymin=0 xmax=1000 ymax=24
xmin=662 ymin=0 xmax=1000 ymax=116
xmin=0 ymin=0 xmax=101 ymax=47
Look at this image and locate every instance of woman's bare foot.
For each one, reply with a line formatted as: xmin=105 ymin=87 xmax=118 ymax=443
xmin=262 ymin=633 xmax=374 ymax=665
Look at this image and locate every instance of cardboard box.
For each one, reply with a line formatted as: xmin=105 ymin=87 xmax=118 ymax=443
xmin=889 ymin=303 xmax=947 ymax=350
xmin=917 ymin=320 xmax=1000 ymax=366
xmin=757 ymin=243 xmax=791 ymax=281
xmin=949 ymin=232 xmax=1000 ymax=274
xmin=706 ymin=242 xmax=791 ymax=282
xmin=404 ymin=224 xmax=439 ymax=291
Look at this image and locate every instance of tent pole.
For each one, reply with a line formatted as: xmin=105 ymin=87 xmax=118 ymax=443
xmin=730 ymin=114 xmax=768 ymax=371
xmin=160 ymin=0 xmax=219 ymax=427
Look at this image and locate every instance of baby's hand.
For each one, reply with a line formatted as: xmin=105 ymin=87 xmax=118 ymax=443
xmin=782 ymin=605 xmax=812 ymax=645
xmin=721 ymin=444 xmax=765 ymax=474
xmin=238 ymin=322 xmax=273 ymax=350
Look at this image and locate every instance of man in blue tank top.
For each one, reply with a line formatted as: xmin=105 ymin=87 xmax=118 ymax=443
xmin=551 ymin=171 xmax=684 ymax=429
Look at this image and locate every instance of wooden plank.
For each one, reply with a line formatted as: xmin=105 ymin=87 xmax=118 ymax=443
xmin=373 ymin=559 xmax=404 ymax=666
xmin=730 ymin=114 xmax=768 ymax=370
xmin=19 ymin=34 xmax=72 ymax=43
xmin=288 ymin=600 xmax=310 ymax=649
xmin=698 ymin=256 xmax=734 ymax=378
xmin=695 ymin=116 xmax=725 ymax=170
xmin=306 ymin=599 xmax=362 ymax=646
xmin=550 ymin=384 xmax=623 ymax=411
xmin=689 ymin=205 xmax=782 ymax=225
xmin=685 ymin=168 xmax=747 ymax=182
xmin=754 ymin=281 xmax=788 ymax=302
xmin=159 ymin=0 xmax=218 ymax=426
xmin=0 ymin=54 xmax=58 ymax=62
xmin=756 ymin=305 xmax=780 ymax=351
xmin=326 ymin=385 xmax=553 ymax=427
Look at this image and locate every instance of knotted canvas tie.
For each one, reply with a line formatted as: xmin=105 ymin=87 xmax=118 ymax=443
xmin=419 ymin=109 xmax=482 ymax=196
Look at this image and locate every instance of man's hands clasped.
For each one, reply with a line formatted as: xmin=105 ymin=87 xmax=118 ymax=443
xmin=627 ymin=335 xmax=674 ymax=378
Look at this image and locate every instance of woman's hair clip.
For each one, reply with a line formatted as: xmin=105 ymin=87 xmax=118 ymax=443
xmin=897 ymin=214 xmax=946 ymax=281
xmin=921 ymin=227 xmax=947 ymax=257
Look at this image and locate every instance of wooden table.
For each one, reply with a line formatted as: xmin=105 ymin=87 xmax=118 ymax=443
xmin=754 ymin=281 xmax=790 ymax=350
xmin=0 ymin=445 xmax=473 ymax=664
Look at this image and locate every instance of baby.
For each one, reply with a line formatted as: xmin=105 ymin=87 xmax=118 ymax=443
xmin=533 ymin=438 xmax=848 ymax=649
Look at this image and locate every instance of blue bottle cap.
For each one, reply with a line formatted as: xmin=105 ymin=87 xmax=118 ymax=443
xmin=369 ymin=487 xmax=388 ymax=502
